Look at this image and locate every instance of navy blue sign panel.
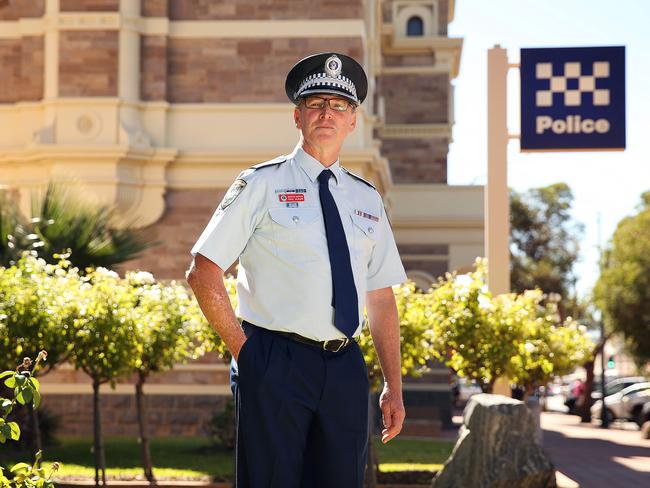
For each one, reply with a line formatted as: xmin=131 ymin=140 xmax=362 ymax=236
xmin=520 ymin=46 xmax=625 ymax=151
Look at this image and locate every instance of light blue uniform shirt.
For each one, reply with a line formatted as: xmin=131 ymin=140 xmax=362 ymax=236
xmin=191 ymin=144 xmax=407 ymax=341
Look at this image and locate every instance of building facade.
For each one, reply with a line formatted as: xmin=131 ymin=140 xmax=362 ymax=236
xmin=0 ymin=0 xmax=483 ymax=436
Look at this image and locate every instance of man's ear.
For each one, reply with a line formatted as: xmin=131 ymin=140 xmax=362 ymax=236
xmin=349 ymin=110 xmax=357 ymax=131
xmin=294 ymin=107 xmax=302 ymax=129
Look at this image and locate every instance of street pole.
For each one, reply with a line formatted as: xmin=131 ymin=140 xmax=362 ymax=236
xmin=486 ymin=45 xmax=511 ymax=296
xmin=487 ymin=46 xmax=512 ymax=398
xmin=600 ymin=320 xmax=609 ymax=428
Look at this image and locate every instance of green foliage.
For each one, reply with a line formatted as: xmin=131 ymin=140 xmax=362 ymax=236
xmin=0 ymin=353 xmax=59 ymax=488
xmin=429 ymin=258 xmax=592 ymax=390
xmin=358 ymin=282 xmax=436 ymax=390
xmin=127 ymin=271 xmax=216 ymax=377
xmin=0 ymin=255 xmax=76 ymax=373
xmin=0 ymin=183 xmax=151 ymax=272
xmin=510 ymin=183 xmax=584 ymax=319
xmin=594 ymin=192 xmax=650 ymax=363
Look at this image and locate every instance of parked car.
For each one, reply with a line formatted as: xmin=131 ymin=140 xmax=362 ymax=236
xmin=591 ymin=381 xmax=650 ymax=423
xmin=591 ymin=376 xmax=647 ymax=400
xmin=622 ymin=388 xmax=650 ymax=426
xmin=639 ymin=402 xmax=650 ymax=436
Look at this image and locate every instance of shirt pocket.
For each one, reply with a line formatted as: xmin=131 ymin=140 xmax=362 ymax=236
xmin=349 ymin=212 xmax=378 ymax=265
xmin=268 ymin=207 xmax=323 ymax=266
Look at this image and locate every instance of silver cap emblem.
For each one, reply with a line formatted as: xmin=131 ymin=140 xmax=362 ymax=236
xmin=324 ymin=55 xmax=342 ymax=77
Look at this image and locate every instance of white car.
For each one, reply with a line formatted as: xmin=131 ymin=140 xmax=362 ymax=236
xmin=591 ymin=381 xmax=650 ymax=423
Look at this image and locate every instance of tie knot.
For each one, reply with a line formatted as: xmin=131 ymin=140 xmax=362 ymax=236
xmin=318 ymin=169 xmax=333 ymax=185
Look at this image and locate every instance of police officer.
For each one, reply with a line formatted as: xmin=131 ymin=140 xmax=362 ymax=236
xmin=186 ymin=52 xmax=407 ymax=488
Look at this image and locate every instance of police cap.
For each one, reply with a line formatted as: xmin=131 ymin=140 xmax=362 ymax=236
xmin=285 ymin=52 xmax=368 ymax=106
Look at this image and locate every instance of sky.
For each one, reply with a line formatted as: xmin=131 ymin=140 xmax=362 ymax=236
xmin=447 ymin=0 xmax=650 ymax=299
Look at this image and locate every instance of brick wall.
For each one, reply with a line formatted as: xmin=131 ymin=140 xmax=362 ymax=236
xmin=140 ymin=35 xmax=167 ymax=100
xmin=0 ymin=36 xmax=44 ymax=103
xmin=42 ymin=394 xmax=229 ymax=436
xmin=60 ymin=0 xmax=119 ymax=11
xmin=20 ymin=36 xmax=44 ymax=101
xmin=380 ymin=73 xmax=448 ymax=124
xmin=168 ymin=0 xmax=363 ymax=20
xmin=380 ymin=138 xmax=447 ymax=184
xmin=166 ymin=37 xmax=362 ymax=103
xmin=59 ymin=31 xmax=118 ymax=97
xmin=0 ymin=0 xmax=44 ymax=20
xmin=121 ymin=189 xmax=225 ymax=280
xmin=141 ymin=0 xmax=167 ymax=17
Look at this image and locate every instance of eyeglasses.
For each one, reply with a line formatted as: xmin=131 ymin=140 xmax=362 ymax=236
xmin=302 ymin=96 xmax=354 ymax=112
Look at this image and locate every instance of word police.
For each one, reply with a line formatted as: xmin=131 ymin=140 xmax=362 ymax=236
xmin=536 ymin=115 xmax=610 ymax=135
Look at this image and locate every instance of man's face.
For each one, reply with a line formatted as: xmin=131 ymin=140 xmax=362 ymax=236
xmin=294 ymin=95 xmax=357 ymax=150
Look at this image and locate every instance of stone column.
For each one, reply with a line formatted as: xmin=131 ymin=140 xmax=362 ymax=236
xmin=118 ymin=0 xmax=145 ymax=146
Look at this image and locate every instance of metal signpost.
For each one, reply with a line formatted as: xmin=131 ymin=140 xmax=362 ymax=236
xmin=486 ymin=45 xmax=626 ymax=407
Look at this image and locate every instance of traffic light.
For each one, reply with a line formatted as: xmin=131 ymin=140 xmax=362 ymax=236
xmin=607 ymin=355 xmax=615 ymax=369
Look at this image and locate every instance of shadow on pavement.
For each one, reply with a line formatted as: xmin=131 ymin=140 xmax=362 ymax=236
xmin=543 ymin=424 xmax=650 ymax=487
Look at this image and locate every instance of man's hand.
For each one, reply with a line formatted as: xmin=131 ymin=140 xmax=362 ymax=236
xmin=379 ymin=383 xmax=405 ymax=443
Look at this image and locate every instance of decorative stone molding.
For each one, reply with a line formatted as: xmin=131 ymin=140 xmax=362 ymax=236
xmin=378 ymin=123 xmax=452 ymax=139
xmin=392 ymin=0 xmax=439 ymax=38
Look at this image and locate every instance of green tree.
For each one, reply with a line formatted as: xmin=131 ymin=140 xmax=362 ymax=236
xmin=429 ymin=259 xmax=592 ymax=393
xmin=0 ymin=184 xmax=152 ymax=271
xmin=510 ymin=183 xmax=584 ymax=319
xmin=66 ymin=267 xmax=139 ymax=487
xmin=594 ymin=191 xmax=650 ymax=364
xmin=127 ymin=271 xmax=216 ymax=482
xmin=31 ymin=184 xmax=151 ymax=271
xmin=429 ymin=259 xmax=518 ymax=391
xmin=0 ymin=256 xmax=77 ymax=456
xmin=0 ymin=351 xmax=60 ymax=488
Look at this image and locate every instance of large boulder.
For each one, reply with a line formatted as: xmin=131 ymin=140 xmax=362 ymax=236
xmin=431 ymin=394 xmax=556 ymax=488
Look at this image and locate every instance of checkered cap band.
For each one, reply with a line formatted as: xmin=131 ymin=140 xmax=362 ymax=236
xmin=295 ymin=72 xmax=358 ymax=103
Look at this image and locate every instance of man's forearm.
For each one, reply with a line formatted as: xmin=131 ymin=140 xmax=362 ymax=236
xmin=186 ymin=254 xmax=247 ymax=360
xmin=366 ymin=287 xmax=402 ymax=390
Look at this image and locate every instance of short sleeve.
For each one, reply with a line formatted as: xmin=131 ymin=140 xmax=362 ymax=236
xmin=366 ymin=203 xmax=407 ymax=291
xmin=191 ymin=172 xmax=266 ymax=270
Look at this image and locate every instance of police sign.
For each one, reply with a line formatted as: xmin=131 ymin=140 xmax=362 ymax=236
xmin=520 ymin=46 xmax=625 ymax=151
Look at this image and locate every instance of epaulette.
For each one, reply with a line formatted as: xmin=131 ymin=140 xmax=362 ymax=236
xmin=341 ymin=167 xmax=376 ymax=189
xmin=250 ymin=156 xmax=287 ymax=171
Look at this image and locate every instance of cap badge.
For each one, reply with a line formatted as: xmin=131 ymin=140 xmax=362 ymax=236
xmin=324 ymin=55 xmax=342 ymax=77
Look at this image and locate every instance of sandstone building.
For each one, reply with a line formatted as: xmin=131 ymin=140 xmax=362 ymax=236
xmin=0 ymin=0 xmax=483 ymax=436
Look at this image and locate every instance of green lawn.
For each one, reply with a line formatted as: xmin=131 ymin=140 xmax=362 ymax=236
xmin=0 ymin=437 xmax=453 ymax=481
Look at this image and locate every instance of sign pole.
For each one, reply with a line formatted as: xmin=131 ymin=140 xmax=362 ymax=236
xmin=486 ymin=45 xmax=511 ymax=296
xmin=487 ymin=46 xmax=512 ymax=398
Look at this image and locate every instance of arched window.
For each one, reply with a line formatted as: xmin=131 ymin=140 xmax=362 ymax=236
xmin=406 ymin=15 xmax=424 ymax=36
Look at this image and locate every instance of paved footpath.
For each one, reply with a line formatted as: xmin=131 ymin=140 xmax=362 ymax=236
xmin=542 ymin=411 xmax=650 ymax=488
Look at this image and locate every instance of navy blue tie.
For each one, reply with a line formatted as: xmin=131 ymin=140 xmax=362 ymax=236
xmin=318 ymin=169 xmax=359 ymax=338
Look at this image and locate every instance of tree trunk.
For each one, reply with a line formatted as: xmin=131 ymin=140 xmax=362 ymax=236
xmin=579 ymin=360 xmax=595 ymax=423
xmin=364 ymin=391 xmax=378 ymax=488
xmin=135 ymin=373 xmax=156 ymax=483
xmin=92 ymin=379 xmax=107 ymax=487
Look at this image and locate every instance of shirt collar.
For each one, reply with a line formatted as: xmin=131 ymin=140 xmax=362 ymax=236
xmin=290 ymin=143 xmax=342 ymax=184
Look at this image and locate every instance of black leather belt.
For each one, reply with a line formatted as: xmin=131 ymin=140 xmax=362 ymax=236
xmin=243 ymin=321 xmax=355 ymax=353
xmin=274 ymin=330 xmax=355 ymax=353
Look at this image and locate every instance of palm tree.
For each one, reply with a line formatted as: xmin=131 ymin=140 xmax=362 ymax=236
xmin=31 ymin=183 xmax=154 ymax=270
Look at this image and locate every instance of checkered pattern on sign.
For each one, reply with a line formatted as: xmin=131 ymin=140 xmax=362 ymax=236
xmin=535 ymin=61 xmax=610 ymax=107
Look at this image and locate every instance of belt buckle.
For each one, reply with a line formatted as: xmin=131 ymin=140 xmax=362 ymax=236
xmin=323 ymin=338 xmax=348 ymax=353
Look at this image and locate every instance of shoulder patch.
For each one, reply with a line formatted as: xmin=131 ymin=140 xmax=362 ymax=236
xmin=218 ymin=178 xmax=247 ymax=211
xmin=341 ymin=167 xmax=376 ymax=190
xmin=250 ymin=156 xmax=287 ymax=171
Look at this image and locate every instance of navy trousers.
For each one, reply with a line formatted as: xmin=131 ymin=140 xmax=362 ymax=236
xmin=230 ymin=323 xmax=369 ymax=488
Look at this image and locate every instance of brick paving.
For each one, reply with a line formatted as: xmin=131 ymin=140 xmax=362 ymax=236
xmin=541 ymin=411 xmax=650 ymax=487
